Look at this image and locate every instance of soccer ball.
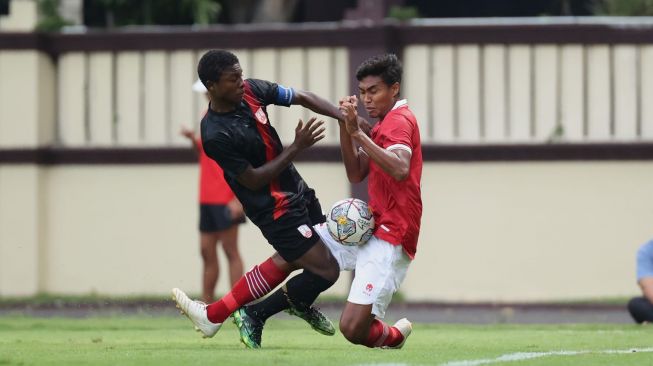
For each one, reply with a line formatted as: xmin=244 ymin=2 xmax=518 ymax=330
xmin=326 ymin=198 xmax=374 ymax=246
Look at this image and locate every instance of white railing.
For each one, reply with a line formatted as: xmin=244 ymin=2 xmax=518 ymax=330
xmin=56 ymin=47 xmax=349 ymax=147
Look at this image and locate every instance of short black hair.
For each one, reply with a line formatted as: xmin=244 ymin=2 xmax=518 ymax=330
xmin=355 ymin=54 xmax=402 ymax=86
xmin=197 ymin=50 xmax=239 ymax=87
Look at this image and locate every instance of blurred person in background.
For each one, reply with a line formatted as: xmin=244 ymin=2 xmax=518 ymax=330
xmin=180 ymin=79 xmax=245 ymax=304
xmin=628 ymin=239 xmax=653 ymax=324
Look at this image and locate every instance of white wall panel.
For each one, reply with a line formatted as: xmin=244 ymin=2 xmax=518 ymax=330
xmin=508 ymin=45 xmax=532 ymax=141
xmin=533 ymin=46 xmax=557 ymax=141
xmin=642 ymin=46 xmax=653 ymax=139
xmin=483 ymin=45 xmax=507 ymax=142
xmin=58 ymin=52 xmax=87 ymax=145
xmin=431 ymin=46 xmax=455 ymax=142
xmin=559 ymin=45 xmax=585 ymax=140
xmin=613 ymin=45 xmax=638 ymax=140
xmin=169 ymin=51 xmax=195 ymax=146
xmin=586 ymin=46 xmax=612 ymax=140
xmin=88 ymin=52 xmax=113 ymax=145
xmin=116 ymin=52 xmax=142 ymax=145
xmin=307 ymin=47 xmax=338 ymax=143
xmin=404 ymin=45 xmax=431 ymax=141
xmin=277 ymin=48 xmax=305 ymax=145
xmin=457 ymin=45 xmax=481 ymax=142
xmin=143 ymin=51 xmax=168 ymax=144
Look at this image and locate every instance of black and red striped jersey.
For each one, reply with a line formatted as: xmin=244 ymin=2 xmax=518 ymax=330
xmin=201 ymin=78 xmax=313 ymax=228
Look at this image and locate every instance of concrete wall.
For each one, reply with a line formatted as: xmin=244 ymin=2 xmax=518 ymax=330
xmin=1 ymin=21 xmax=653 ymax=301
xmin=1 ymin=161 xmax=650 ymax=301
xmin=0 ymin=0 xmax=37 ymax=31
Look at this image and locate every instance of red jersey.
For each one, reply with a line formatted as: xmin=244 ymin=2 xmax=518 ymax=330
xmin=367 ymin=100 xmax=422 ymax=259
xmin=197 ymin=137 xmax=235 ymax=204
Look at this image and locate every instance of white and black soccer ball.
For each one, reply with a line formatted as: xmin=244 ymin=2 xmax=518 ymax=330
xmin=326 ymin=198 xmax=374 ymax=246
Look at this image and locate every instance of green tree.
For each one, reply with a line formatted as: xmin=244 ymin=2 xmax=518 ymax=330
xmin=183 ymin=0 xmax=221 ymax=25
xmin=594 ymin=0 xmax=653 ymax=15
xmin=36 ymin=0 xmax=72 ymax=32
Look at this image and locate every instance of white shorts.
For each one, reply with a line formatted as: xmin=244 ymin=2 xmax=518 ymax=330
xmin=314 ymin=222 xmax=411 ymax=318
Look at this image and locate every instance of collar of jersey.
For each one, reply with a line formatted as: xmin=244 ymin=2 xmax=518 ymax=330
xmin=391 ymin=99 xmax=408 ymax=111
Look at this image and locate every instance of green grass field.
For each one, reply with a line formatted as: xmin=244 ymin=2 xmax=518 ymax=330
xmin=0 ymin=315 xmax=651 ymax=366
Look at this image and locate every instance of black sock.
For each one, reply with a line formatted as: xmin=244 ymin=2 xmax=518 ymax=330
xmin=284 ymin=270 xmax=336 ymax=309
xmin=245 ymin=270 xmax=336 ymax=322
xmin=245 ymin=286 xmax=291 ymax=323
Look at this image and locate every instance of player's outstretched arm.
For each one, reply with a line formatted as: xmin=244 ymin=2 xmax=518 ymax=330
xmin=235 ymin=118 xmax=326 ymax=190
xmin=338 ymin=98 xmax=369 ymax=183
xmin=292 ymin=89 xmax=343 ymax=122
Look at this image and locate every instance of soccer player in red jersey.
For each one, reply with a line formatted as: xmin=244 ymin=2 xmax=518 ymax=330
xmin=336 ymin=54 xmax=423 ymax=348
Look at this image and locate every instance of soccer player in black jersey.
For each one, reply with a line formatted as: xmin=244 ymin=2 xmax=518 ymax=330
xmin=172 ymin=49 xmax=345 ymax=348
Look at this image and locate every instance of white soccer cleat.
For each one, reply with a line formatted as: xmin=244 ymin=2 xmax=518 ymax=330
xmin=171 ymin=288 xmax=221 ymax=338
xmin=384 ymin=318 xmax=412 ymax=349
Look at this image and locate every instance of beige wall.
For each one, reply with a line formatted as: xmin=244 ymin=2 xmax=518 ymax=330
xmin=404 ymin=44 xmax=653 ymax=143
xmin=0 ymin=50 xmax=55 ymax=147
xmin=0 ymin=163 xmax=353 ymax=297
xmin=1 ymin=161 xmax=650 ymax=301
xmin=410 ymin=161 xmax=653 ymax=302
xmin=2 ymin=24 xmax=653 ymax=302
xmin=0 ymin=0 xmax=37 ymax=32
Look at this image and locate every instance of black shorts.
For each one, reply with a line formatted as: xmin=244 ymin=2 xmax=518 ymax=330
xmin=258 ymin=190 xmax=326 ymax=262
xmin=199 ymin=204 xmax=246 ymax=233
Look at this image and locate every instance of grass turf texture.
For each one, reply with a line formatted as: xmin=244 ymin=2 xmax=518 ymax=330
xmin=0 ymin=316 xmax=651 ymax=366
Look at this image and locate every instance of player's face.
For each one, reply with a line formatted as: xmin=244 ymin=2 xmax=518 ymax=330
xmin=209 ymin=63 xmax=244 ymax=105
xmin=358 ymin=76 xmax=400 ymax=119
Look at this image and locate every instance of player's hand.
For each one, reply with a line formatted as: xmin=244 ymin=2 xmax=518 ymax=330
xmin=179 ymin=126 xmax=194 ymax=140
xmin=293 ymin=117 xmax=325 ymax=150
xmin=339 ymin=95 xmax=358 ymax=107
xmin=340 ymin=102 xmax=360 ymax=135
xmin=226 ymin=198 xmax=244 ymax=221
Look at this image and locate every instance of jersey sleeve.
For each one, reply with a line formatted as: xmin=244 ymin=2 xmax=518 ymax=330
xmin=246 ymin=78 xmax=294 ymax=107
xmin=202 ymin=132 xmax=249 ymax=178
xmin=637 ymin=240 xmax=653 ymax=280
xmin=380 ymin=114 xmax=414 ymax=155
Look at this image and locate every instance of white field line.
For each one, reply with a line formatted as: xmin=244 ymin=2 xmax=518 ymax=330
xmin=440 ymin=347 xmax=653 ymax=366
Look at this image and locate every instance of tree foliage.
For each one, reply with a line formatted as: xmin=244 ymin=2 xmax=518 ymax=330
xmin=593 ymin=0 xmax=653 ymax=15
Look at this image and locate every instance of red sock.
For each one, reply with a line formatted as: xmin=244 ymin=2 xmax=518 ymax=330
xmin=363 ymin=319 xmax=405 ymax=348
xmin=206 ymin=257 xmax=288 ymax=323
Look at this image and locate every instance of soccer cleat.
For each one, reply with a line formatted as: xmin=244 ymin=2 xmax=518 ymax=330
xmin=171 ymin=288 xmax=221 ymax=338
xmin=285 ymin=303 xmax=335 ymax=336
xmin=383 ymin=318 xmax=412 ymax=349
xmin=232 ymin=307 xmax=263 ymax=349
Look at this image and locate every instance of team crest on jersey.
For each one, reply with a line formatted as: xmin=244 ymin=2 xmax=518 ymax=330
xmin=255 ymin=107 xmax=268 ymax=124
xmin=364 ymin=283 xmax=374 ymax=296
xmin=297 ymin=224 xmax=313 ymax=238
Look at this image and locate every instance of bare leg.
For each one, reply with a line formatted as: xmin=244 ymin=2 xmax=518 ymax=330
xmin=220 ymin=225 xmax=244 ymax=287
xmin=339 ymin=302 xmax=375 ymax=344
xmin=200 ymin=231 xmax=221 ymax=303
xmin=290 ymin=240 xmax=340 ymax=283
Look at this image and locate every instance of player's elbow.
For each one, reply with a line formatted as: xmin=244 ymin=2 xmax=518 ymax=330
xmin=346 ymin=170 xmax=366 ymax=183
xmin=237 ymin=174 xmax=266 ymax=191
xmin=392 ymin=166 xmax=409 ymax=181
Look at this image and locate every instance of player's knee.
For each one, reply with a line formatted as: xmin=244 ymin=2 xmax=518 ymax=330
xmin=339 ymin=321 xmax=367 ymax=344
xmin=200 ymin=246 xmax=213 ymax=262
xmin=223 ymin=249 xmax=241 ymax=262
xmin=322 ymin=264 xmax=340 ymax=283
xmin=308 ymin=258 xmax=340 ymax=283
xmin=628 ymin=297 xmax=653 ymax=323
